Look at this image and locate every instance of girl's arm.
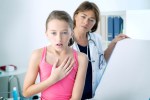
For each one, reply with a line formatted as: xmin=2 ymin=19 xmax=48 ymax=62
xmin=23 ymin=49 xmax=54 ymax=97
xmin=70 ymin=52 xmax=88 ymax=100
xmin=23 ymin=49 xmax=74 ymax=97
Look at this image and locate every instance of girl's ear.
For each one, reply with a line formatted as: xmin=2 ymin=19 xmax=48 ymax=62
xmin=70 ymin=32 xmax=74 ymax=39
xmin=71 ymin=31 xmax=74 ymax=36
xmin=68 ymin=32 xmax=74 ymax=46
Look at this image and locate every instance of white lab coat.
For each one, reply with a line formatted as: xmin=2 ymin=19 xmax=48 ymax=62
xmin=72 ymin=33 xmax=106 ymax=97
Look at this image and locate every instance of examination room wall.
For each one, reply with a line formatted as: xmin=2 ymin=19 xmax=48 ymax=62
xmin=0 ymin=0 xmax=150 ymax=97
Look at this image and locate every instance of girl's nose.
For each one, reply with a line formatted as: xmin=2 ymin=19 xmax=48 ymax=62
xmin=57 ymin=33 xmax=62 ymax=42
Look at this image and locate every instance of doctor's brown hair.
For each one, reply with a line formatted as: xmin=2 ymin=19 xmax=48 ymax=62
xmin=73 ymin=1 xmax=100 ymax=33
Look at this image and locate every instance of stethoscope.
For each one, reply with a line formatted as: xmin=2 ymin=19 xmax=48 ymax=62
xmin=75 ymin=34 xmax=104 ymax=69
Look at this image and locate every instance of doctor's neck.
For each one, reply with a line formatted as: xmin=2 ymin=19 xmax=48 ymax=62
xmin=73 ymin=29 xmax=88 ymax=40
xmin=73 ymin=31 xmax=88 ymax=46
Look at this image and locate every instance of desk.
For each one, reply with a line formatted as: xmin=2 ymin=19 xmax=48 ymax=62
xmin=0 ymin=68 xmax=26 ymax=98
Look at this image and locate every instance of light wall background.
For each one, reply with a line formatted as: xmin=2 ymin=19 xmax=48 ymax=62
xmin=0 ymin=0 xmax=150 ymax=97
xmin=1 ymin=0 xmax=150 ymax=71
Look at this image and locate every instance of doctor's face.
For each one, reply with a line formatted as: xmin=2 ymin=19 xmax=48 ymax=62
xmin=74 ymin=10 xmax=96 ymax=33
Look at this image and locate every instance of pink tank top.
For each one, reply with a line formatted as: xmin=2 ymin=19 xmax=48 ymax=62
xmin=39 ymin=47 xmax=78 ymax=100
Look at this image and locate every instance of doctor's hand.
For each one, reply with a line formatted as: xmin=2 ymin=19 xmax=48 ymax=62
xmin=49 ymin=57 xmax=74 ymax=83
xmin=111 ymin=33 xmax=129 ymax=44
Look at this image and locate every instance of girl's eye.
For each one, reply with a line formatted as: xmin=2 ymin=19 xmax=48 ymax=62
xmin=51 ymin=32 xmax=56 ymax=35
xmin=62 ymin=32 xmax=68 ymax=34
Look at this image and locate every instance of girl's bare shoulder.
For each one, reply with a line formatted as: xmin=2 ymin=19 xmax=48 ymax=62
xmin=76 ymin=51 xmax=88 ymax=63
xmin=30 ymin=47 xmax=44 ymax=61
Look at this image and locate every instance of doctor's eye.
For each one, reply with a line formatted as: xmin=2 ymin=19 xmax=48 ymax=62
xmin=81 ymin=15 xmax=86 ymax=19
xmin=88 ymin=18 xmax=96 ymax=24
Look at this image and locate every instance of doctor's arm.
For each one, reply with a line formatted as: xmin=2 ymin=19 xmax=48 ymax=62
xmin=104 ymin=34 xmax=129 ymax=62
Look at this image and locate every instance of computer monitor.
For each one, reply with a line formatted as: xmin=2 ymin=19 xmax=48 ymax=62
xmin=94 ymin=39 xmax=150 ymax=100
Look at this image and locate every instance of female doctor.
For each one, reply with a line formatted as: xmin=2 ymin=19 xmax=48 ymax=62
xmin=72 ymin=1 xmax=129 ymax=99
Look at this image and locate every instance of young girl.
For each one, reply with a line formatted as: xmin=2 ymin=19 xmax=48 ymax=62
xmin=23 ymin=10 xmax=88 ymax=100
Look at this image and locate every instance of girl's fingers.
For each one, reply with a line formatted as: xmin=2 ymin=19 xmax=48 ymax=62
xmin=65 ymin=63 xmax=74 ymax=76
xmin=63 ymin=57 xmax=72 ymax=70
xmin=59 ymin=56 xmax=69 ymax=69
xmin=65 ymin=60 xmax=74 ymax=74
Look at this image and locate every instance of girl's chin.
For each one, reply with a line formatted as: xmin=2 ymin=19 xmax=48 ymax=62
xmin=55 ymin=46 xmax=64 ymax=51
